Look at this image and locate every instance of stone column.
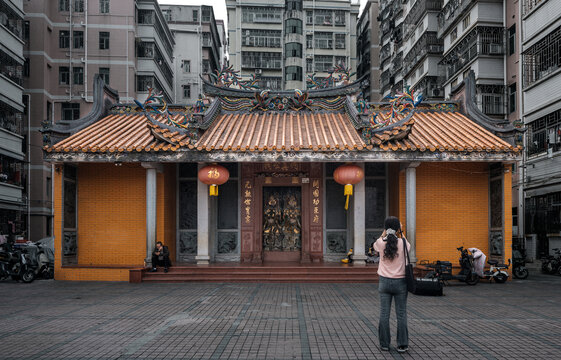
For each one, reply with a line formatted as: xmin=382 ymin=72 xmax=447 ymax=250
xmin=353 ymin=163 xmax=366 ymax=265
xmin=196 ymin=163 xmax=210 ymax=264
xmin=141 ymin=163 xmax=161 ymax=266
xmin=405 ymin=162 xmax=420 ymax=264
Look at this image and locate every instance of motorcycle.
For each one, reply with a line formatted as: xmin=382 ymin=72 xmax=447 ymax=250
xmin=481 ymin=259 xmax=510 ymax=283
xmin=22 ymin=237 xmax=55 ymax=279
xmin=512 ymin=249 xmax=529 ymax=279
xmin=541 ymin=248 xmax=561 ymax=275
xmin=423 ymin=246 xmax=479 ymax=285
xmin=0 ymin=242 xmax=35 ymax=283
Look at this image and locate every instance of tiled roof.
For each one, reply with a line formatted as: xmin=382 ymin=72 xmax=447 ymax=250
xmin=194 ymin=112 xmax=369 ymax=152
xmin=378 ymin=111 xmax=519 ymax=153
xmin=44 ymin=108 xmax=520 ymax=154
xmin=45 ymin=113 xmax=189 ymax=153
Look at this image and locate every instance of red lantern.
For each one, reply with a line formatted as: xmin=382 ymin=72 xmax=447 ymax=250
xmin=198 ymin=164 xmax=229 ymax=196
xmin=333 ymin=164 xmax=364 ymax=210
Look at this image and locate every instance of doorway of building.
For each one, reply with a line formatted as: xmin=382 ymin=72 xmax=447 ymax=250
xmin=262 ymin=186 xmax=302 ymax=262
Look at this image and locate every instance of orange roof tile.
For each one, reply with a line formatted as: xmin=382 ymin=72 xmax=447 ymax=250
xmin=194 ymin=112 xmax=368 ymax=152
xmin=377 ymin=111 xmax=520 ymax=153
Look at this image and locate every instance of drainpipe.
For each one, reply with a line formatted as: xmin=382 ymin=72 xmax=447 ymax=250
xmin=69 ymin=2 xmax=72 ymax=101
xmin=24 ymin=94 xmax=30 ymax=241
xmin=84 ymin=0 xmax=88 ymax=101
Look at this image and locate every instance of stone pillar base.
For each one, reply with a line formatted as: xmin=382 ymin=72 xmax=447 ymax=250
xmin=195 ymin=255 xmax=210 ymax=265
xmin=352 ymin=254 xmax=367 ymax=266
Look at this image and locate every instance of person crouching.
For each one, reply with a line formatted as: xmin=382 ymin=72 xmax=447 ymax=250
xmin=151 ymin=241 xmax=171 ymax=273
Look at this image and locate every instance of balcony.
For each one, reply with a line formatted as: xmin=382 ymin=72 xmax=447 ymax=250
xmin=440 ymin=26 xmax=505 ymax=81
xmin=404 ymin=0 xmax=443 ymax=38
xmin=522 ymin=26 xmax=561 ymax=89
xmin=414 ymin=75 xmax=443 ymax=98
xmin=380 ymin=43 xmax=391 ymax=68
xmin=477 ymin=84 xmax=506 ymax=116
xmin=403 ymin=32 xmax=443 ymax=76
xmin=437 ymin=0 xmax=474 ymax=38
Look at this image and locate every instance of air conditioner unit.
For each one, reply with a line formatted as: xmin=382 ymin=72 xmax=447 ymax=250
xmin=489 ymin=44 xmax=502 ymax=54
xmin=255 ymin=69 xmax=262 ymax=74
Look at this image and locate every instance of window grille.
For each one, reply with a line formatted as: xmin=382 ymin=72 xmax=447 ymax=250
xmin=314 ymin=55 xmax=333 ymax=72
xmin=528 ymin=109 xmax=561 ymax=156
xmin=241 ymin=51 xmax=282 ymax=69
xmin=243 ymin=29 xmax=281 ymax=48
xmin=315 ymin=10 xmax=332 ymax=26
xmin=522 ymin=26 xmax=561 ymax=88
xmin=242 ymin=7 xmax=282 ymax=23
xmin=314 ymin=32 xmax=332 ymax=49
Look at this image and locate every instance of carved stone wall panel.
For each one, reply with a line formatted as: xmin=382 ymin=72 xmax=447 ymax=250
xmin=217 ymin=232 xmax=238 ymax=254
xmin=179 ymin=231 xmax=197 ymax=254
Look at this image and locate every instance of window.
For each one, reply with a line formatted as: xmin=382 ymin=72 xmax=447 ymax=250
xmin=202 ymin=7 xmax=211 ymax=22
xmin=59 ymin=0 xmax=69 ymax=11
xmin=137 ymin=42 xmax=154 ymax=58
xmin=182 ymin=60 xmax=191 ymax=72
xmin=73 ymin=31 xmax=83 ymax=49
xmin=509 ymin=25 xmax=516 ymax=56
xmin=59 ymin=30 xmax=70 ymax=48
xmin=74 ymin=0 xmax=84 ymax=12
xmin=162 ymin=10 xmax=171 ymax=22
xmin=335 ymin=33 xmax=346 ymax=49
xmin=285 ymin=42 xmax=302 ymax=58
xmin=306 ymin=11 xmax=313 ymax=24
xmin=183 ymin=84 xmax=191 ymax=98
xmin=242 ymin=7 xmax=282 ymax=23
xmin=334 ymin=10 xmax=345 ymax=26
xmin=202 ymin=59 xmax=210 ymax=73
xmin=314 ymin=55 xmax=333 ymax=72
xmin=335 ymin=56 xmax=346 ymax=66
xmin=242 ymin=29 xmax=282 ymax=48
xmin=192 ymin=9 xmax=198 ymax=22
xmin=73 ymin=67 xmax=84 ymax=85
xmin=306 ymin=58 xmax=313 ymax=72
xmin=99 ymin=67 xmax=109 ymax=85
xmin=315 ymin=10 xmax=332 ymax=25
xmin=450 ymin=27 xmax=457 ymax=42
xmin=241 ymin=51 xmax=282 ymax=69
xmin=59 ymin=66 xmax=70 ymax=85
xmin=306 ymin=35 xmax=313 ymax=49
xmin=99 ymin=32 xmax=109 ymax=49
xmin=285 ymin=19 xmax=302 ymax=34
xmin=314 ymin=32 xmax=332 ymax=49
xmin=137 ymin=75 xmax=153 ymax=92
xmin=462 ymin=14 xmax=470 ymax=30
xmin=137 ymin=10 xmax=154 ymax=24
xmin=100 ymin=0 xmax=109 ymax=14
xmin=23 ymin=58 xmax=29 ymax=77
xmin=259 ymin=77 xmax=282 ymax=90
xmin=61 ymin=103 xmax=80 ymax=121
xmin=23 ymin=21 xmax=29 ymax=42
xmin=285 ymin=66 xmax=302 ymax=81
xmin=522 ymin=26 xmax=561 ymax=88
xmin=286 ymin=0 xmax=302 ymax=11
xmin=509 ymin=83 xmax=517 ymax=113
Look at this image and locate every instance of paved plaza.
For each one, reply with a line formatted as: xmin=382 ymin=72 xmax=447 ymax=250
xmin=1 ymin=273 xmax=560 ymax=360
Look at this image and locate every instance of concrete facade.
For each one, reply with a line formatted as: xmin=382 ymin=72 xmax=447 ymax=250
xmin=356 ymin=0 xmax=381 ymax=101
xmin=160 ymin=4 xmax=224 ymax=104
xmin=226 ymin=0 xmax=359 ymax=90
xmin=22 ymin=0 xmax=174 ymax=241
xmin=0 ymin=0 xmax=26 ymax=239
xmin=521 ymin=0 xmax=561 ymax=259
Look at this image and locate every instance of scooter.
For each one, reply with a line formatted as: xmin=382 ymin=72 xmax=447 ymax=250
xmin=541 ymin=248 xmax=561 ymax=275
xmin=0 ymin=242 xmax=35 ymax=283
xmin=481 ymin=259 xmax=510 ymax=283
xmin=512 ymin=249 xmax=529 ymax=279
xmin=423 ymin=246 xmax=479 ymax=285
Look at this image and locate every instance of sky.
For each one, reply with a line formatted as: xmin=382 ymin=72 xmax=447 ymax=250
xmin=158 ymin=0 xmax=367 ymax=33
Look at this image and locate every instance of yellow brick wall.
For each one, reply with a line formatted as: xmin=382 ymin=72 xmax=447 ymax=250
xmin=399 ymin=162 xmax=490 ymax=264
xmin=76 ymin=163 xmax=146 ymax=266
xmin=503 ymin=164 xmax=513 ymax=268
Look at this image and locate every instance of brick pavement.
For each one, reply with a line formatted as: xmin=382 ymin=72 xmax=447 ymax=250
xmin=1 ymin=273 xmax=560 ymax=360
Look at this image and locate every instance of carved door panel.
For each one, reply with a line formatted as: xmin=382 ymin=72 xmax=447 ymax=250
xmin=262 ymin=186 xmax=301 ymax=260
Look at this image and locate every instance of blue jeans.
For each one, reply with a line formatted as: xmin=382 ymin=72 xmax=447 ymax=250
xmin=378 ymin=276 xmax=408 ymax=348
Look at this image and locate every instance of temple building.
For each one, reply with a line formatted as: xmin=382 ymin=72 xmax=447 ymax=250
xmin=43 ymin=71 xmax=521 ymax=282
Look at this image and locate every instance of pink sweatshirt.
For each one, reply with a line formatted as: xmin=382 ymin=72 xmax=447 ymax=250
xmin=374 ymin=236 xmax=411 ymax=279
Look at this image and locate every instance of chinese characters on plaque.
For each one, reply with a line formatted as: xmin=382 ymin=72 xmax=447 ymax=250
xmin=312 ymin=179 xmax=320 ymax=224
xmin=244 ymin=180 xmax=252 ymax=224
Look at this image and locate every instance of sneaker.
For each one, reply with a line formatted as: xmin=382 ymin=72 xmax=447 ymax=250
xmin=380 ymin=346 xmax=389 ymax=351
xmin=164 ymin=268 xmax=169 ymax=273
xmin=397 ymin=346 xmax=409 ymax=353
xmin=150 ymin=267 xmax=157 ymax=272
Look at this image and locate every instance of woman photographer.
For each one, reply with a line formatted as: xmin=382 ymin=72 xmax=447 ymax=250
xmin=373 ymin=216 xmax=410 ymax=353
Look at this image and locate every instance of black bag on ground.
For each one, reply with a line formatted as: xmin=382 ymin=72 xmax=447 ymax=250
xmin=402 ymin=238 xmax=443 ymax=296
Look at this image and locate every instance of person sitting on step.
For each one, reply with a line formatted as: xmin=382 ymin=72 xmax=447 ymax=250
xmin=150 ymin=241 xmax=171 ymax=273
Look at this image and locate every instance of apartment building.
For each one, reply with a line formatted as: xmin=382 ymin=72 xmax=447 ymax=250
xmin=160 ymin=4 xmax=224 ymax=104
xmin=227 ymin=0 xmax=359 ymax=90
xmin=23 ymin=0 xmax=174 ymax=241
xmin=521 ymin=0 xmax=561 ymax=258
xmin=356 ymin=0 xmax=381 ymax=101
xmin=0 ymin=0 xmax=26 ymax=239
